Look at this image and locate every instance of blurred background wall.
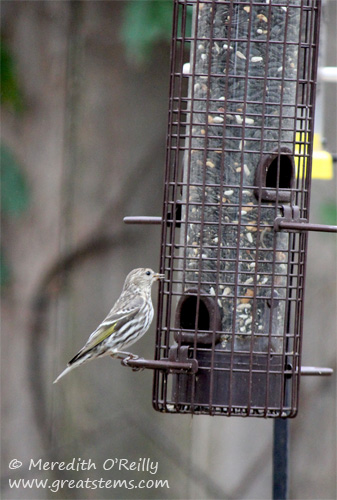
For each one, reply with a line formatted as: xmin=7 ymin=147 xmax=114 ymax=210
xmin=1 ymin=1 xmax=336 ymax=499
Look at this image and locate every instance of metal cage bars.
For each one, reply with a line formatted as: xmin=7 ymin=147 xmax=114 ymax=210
xmin=152 ymin=0 xmax=322 ymax=417
xmin=122 ymin=0 xmax=333 ymax=416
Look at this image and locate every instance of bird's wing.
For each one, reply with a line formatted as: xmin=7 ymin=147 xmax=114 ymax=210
xmin=68 ymin=296 xmax=144 ymax=364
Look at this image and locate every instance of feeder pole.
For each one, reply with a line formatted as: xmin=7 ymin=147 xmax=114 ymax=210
xmin=273 ymin=419 xmax=289 ymax=500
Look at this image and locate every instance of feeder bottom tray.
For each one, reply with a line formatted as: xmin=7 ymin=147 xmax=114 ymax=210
xmin=171 ymin=348 xmax=287 ymax=411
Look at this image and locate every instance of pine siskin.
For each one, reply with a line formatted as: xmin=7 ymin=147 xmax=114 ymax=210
xmin=53 ymin=268 xmax=164 ymax=383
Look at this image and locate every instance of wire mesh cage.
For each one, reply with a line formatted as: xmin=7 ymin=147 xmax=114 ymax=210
xmin=153 ymin=0 xmax=321 ymax=417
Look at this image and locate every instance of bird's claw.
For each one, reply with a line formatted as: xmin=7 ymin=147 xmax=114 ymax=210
xmin=131 ymin=359 xmax=144 ymax=372
xmin=111 ymin=351 xmax=145 ymax=371
xmin=111 ymin=351 xmax=137 ymax=360
xmin=123 ymin=354 xmax=139 ymax=362
xmin=121 ymin=354 xmax=145 ymax=372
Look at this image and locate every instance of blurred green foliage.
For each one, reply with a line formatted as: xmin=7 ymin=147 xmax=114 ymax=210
xmin=121 ymin=0 xmax=192 ymax=64
xmin=1 ymin=247 xmax=11 ymax=289
xmin=1 ymin=144 xmax=30 ymax=288
xmin=121 ymin=1 xmax=173 ymax=64
xmin=1 ymin=144 xmax=29 ymax=216
xmin=320 ymin=201 xmax=337 ymax=226
xmin=1 ymin=39 xmax=24 ymax=112
xmin=1 ymin=40 xmax=28 ymax=288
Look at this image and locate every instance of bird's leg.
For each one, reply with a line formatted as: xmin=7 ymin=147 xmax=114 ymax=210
xmin=112 ymin=351 xmax=145 ymax=372
xmin=110 ymin=351 xmax=139 ymax=360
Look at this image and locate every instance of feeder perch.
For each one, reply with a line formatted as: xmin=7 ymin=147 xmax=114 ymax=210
xmin=124 ymin=0 xmax=334 ymax=417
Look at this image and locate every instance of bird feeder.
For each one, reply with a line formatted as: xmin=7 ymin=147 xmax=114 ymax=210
xmin=124 ymin=0 xmax=335 ymax=417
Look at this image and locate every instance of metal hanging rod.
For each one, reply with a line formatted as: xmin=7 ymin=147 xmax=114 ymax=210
xmin=123 ymin=216 xmax=162 ymax=225
xmin=124 ymin=215 xmax=337 ymax=233
xmin=121 ymin=357 xmax=332 ymax=376
xmin=274 ymin=205 xmax=337 ymax=233
xmin=121 ymin=357 xmax=198 ymax=373
xmin=274 ymin=220 xmax=337 ymax=233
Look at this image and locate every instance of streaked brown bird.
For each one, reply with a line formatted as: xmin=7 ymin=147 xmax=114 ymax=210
xmin=53 ymin=268 xmax=164 ymax=383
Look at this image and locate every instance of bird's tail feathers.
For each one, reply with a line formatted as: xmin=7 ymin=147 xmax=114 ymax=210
xmin=68 ymin=348 xmax=86 ymax=365
xmin=53 ymin=354 xmax=90 ymax=384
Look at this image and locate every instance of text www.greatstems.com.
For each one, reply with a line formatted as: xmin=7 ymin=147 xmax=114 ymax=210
xmin=9 ymin=477 xmax=170 ymax=493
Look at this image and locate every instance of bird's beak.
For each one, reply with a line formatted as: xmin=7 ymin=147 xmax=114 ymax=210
xmin=154 ymin=273 xmax=165 ymax=281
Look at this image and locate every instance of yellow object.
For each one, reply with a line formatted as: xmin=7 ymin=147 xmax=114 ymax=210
xmin=312 ymin=134 xmax=334 ymax=179
xmin=295 ymin=133 xmax=333 ymax=180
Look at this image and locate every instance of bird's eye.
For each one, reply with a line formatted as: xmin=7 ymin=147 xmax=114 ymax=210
xmin=146 ymin=271 xmax=151 ymax=276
